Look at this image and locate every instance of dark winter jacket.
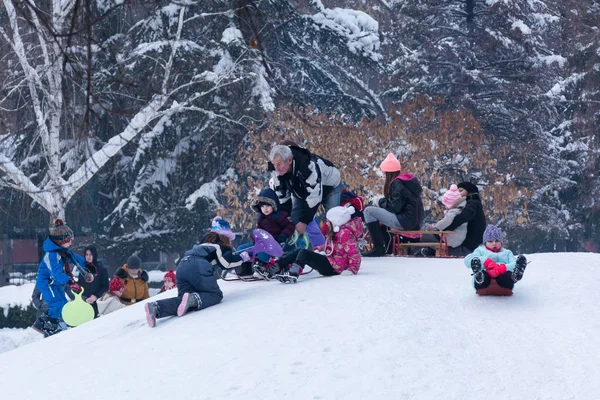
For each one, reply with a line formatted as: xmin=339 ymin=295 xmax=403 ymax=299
xmin=35 ymin=237 xmax=87 ymax=319
xmin=251 ymin=188 xmax=296 ymax=241
xmin=115 ymin=265 xmax=150 ymax=306
xmin=444 ymin=192 xmax=486 ymax=251
xmin=177 ymin=244 xmax=244 ymax=299
xmin=378 ymin=173 xmax=425 ymax=230
xmin=77 ymin=261 xmax=109 ymax=301
xmin=269 ymin=146 xmax=341 ymax=224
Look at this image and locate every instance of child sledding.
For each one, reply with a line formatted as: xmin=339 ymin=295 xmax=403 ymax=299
xmin=464 ymin=225 xmax=528 ymax=296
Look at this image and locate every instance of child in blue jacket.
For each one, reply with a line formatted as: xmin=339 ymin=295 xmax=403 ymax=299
xmin=35 ymin=219 xmax=93 ymax=336
xmin=464 ymin=225 xmax=528 ymax=290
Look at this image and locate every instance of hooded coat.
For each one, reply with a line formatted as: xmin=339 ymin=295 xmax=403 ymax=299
xmin=115 ymin=265 xmax=150 ymax=306
xmin=378 ymin=173 xmax=425 ymax=230
xmin=251 ymin=188 xmax=296 ymax=241
xmin=35 ymin=237 xmax=87 ymax=319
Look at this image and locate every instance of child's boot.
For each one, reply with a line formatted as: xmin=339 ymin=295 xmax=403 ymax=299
xmin=470 ymin=258 xmax=485 ymax=285
xmin=145 ymin=302 xmax=159 ymax=328
xmin=512 ymin=255 xmax=528 ymax=282
xmin=177 ymin=292 xmax=201 ymax=316
xmin=275 ymin=263 xmax=302 ymax=284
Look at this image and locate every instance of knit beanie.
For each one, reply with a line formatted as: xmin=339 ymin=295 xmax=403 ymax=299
xmin=49 ymin=219 xmax=74 ymax=245
xmin=326 ymin=206 xmax=356 ymax=233
xmin=127 ymin=255 xmax=142 ymax=270
xmin=482 ymin=225 xmax=503 ymax=243
xmin=211 ymin=216 xmax=235 ymax=240
xmin=163 ymin=269 xmax=176 ymax=284
xmin=379 ymin=153 xmax=401 ymax=173
xmin=457 ymin=181 xmax=479 ymax=194
xmin=109 ymin=277 xmax=124 ymax=292
xmin=442 ymin=184 xmax=463 ymax=208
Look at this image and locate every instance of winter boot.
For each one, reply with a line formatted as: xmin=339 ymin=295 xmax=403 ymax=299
xmin=275 ymin=263 xmax=302 ymax=284
xmin=512 ymin=255 xmax=528 ymax=282
xmin=253 ymin=261 xmax=280 ymax=281
xmin=145 ymin=302 xmax=159 ymax=328
xmin=362 ymin=222 xmax=386 ymax=257
xmin=470 ymin=258 xmax=485 ymax=285
xmin=177 ymin=292 xmax=201 ymax=317
xmin=40 ymin=315 xmax=66 ymax=337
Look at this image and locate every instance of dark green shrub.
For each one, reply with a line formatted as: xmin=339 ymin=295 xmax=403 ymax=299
xmin=0 ymin=304 xmax=37 ymax=329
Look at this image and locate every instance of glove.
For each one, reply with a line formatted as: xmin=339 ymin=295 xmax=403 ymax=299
xmin=277 ymin=234 xmax=288 ymax=246
xmin=487 ymin=263 xmax=507 ymax=278
xmin=378 ymin=197 xmax=386 ymax=208
xmin=240 ymin=251 xmax=251 ymax=262
xmin=483 ymin=258 xmax=498 ymax=270
xmin=69 ymin=282 xmax=82 ymax=293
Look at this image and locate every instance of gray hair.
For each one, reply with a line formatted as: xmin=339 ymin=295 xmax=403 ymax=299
xmin=269 ymin=145 xmax=293 ymax=162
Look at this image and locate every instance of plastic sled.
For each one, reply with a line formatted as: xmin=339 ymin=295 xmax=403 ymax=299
xmin=62 ymin=287 xmax=95 ymax=326
xmin=476 ymin=278 xmax=513 ymax=296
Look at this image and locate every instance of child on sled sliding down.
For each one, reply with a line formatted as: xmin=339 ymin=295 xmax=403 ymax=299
xmin=464 ymin=225 xmax=528 ymax=291
xmin=144 ymin=222 xmax=250 ymax=327
xmin=254 ymin=205 xmax=363 ymax=283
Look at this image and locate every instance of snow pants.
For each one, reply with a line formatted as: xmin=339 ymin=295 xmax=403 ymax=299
xmin=475 ymin=271 xmax=515 ymax=290
xmin=278 ymin=248 xmax=338 ymax=276
xmin=153 ymin=259 xmax=223 ymax=318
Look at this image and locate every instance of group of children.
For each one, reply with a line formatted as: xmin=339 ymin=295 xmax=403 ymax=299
xmin=32 ymin=219 xmax=179 ymax=336
xmin=33 ymin=152 xmax=529 ymax=332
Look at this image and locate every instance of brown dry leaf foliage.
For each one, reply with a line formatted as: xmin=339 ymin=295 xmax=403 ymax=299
xmin=217 ymin=97 xmax=532 ymax=233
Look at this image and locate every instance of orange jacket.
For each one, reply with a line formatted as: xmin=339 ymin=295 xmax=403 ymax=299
xmin=114 ymin=265 xmax=150 ymax=306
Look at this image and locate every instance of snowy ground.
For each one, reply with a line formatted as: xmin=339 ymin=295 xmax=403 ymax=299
xmin=1 ymin=253 xmax=599 ymax=400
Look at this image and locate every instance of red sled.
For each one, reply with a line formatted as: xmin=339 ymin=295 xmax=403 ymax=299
xmin=476 ymin=278 xmax=513 ymax=296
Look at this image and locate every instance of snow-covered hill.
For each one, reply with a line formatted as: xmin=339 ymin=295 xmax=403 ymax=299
xmin=1 ymin=253 xmax=599 ymax=400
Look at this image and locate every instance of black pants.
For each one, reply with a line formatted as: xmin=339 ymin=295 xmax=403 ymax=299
xmin=154 ymin=261 xmax=223 ymax=318
xmin=278 ymin=248 xmax=338 ymax=276
xmin=474 ymin=271 xmax=515 ymax=290
xmin=154 ymin=291 xmax=223 ymax=318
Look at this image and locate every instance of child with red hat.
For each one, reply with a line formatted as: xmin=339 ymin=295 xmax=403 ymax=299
xmin=96 ymin=277 xmax=126 ymax=316
xmin=159 ymin=270 xmax=177 ymax=293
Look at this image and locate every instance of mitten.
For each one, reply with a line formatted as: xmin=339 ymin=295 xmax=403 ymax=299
xmin=69 ymin=282 xmax=82 ymax=293
xmin=492 ymin=263 xmax=507 ymax=277
xmin=483 ymin=258 xmax=498 ymax=270
xmin=277 ymin=234 xmax=288 ymax=246
xmin=240 ymin=251 xmax=251 ymax=262
xmin=378 ymin=197 xmax=386 ymax=208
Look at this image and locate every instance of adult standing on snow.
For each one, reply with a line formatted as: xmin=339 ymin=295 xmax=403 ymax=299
xmin=268 ymin=144 xmax=343 ymax=236
xmin=35 ymin=219 xmax=93 ymax=337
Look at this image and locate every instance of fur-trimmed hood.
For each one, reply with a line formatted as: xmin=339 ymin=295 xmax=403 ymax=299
xmin=115 ymin=265 xmax=149 ymax=282
xmin=251 ymin=188 xmax=281 ymax=213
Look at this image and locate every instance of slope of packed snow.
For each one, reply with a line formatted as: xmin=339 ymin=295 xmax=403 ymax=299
xmin=1 ymin=253 xmax=599 ymax=400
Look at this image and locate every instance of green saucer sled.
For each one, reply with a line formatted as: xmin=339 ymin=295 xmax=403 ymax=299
xmin=62 ymin=287 xmax=95 ymax=327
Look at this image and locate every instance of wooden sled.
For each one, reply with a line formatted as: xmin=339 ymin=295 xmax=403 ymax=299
xmin=218 ymin=265 xmax=313 ymax=282
xmin=476 ymin=278 xmax=513 ymax=296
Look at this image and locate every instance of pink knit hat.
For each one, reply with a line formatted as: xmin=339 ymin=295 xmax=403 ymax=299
xmin=380 ymin=153 xmax=401 ymax=173
xmin=442 ymin=184 xmax=462 ymax=208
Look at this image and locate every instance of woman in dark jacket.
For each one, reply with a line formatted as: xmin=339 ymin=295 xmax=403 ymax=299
xmin=77 ymin=246 xmax=109 ymax=317
xmin=362 ymin=153 xmax=425 ymax=257
xmin=144 ymin=231 xmax=248 ymax=328
xmin=443 ymin=181 xmax=487 ymax=255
